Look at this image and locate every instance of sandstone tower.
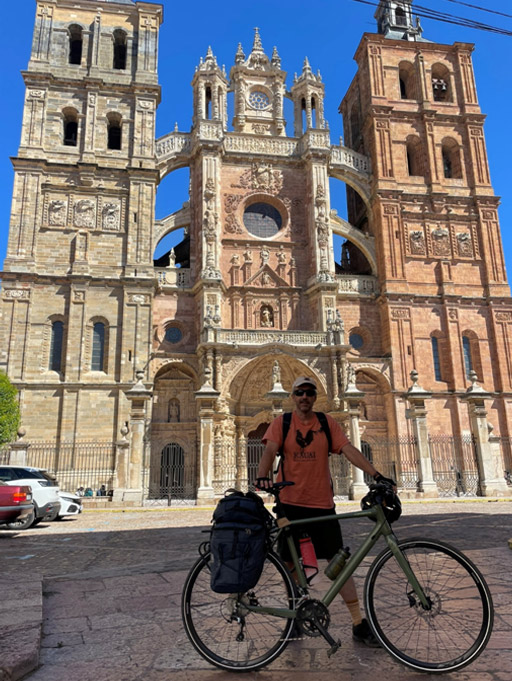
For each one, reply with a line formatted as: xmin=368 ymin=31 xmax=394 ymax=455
xmin=1 ymin=0 xmax=510 ymax=501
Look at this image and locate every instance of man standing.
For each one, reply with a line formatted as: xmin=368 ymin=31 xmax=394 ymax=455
xmin=256 ymin=376 xmax=394 ymax=647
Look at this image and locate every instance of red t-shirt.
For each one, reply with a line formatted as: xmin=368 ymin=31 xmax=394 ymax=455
xmin=262 ymin=412 xmax=350 ymax=508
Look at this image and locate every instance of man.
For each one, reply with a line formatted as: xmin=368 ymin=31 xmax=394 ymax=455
xmin=256 ymin=376 xmax=394 ymax=647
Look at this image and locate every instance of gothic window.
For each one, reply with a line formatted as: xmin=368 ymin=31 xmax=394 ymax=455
xmin=311 ymin=97 xmax=317 ymax=128
xmin=398 ymin=62 xmax=415 ymax=100
xmin=49 ymin=321 xmax=64 ymax=372
xmin=431 ymin=336 xmax=442 ymax=381
xmin=68 ymin=25 xmax=83 ymax=65
xmin=441 ymin=137 xmax=463 ymax=179
xmin=91 ymin=322 xmax=105 ymax=371
xmin=63 ymin=109 xmax=78 ymax=146
xmin=243 ymin=202 xmax=282 ymax=237
xmin=431 ymin=63 xmax=452 ymax=102
xmin=113 ymin=30 xmax=127 ymax=70
xmin=462 ymin=335 xmax=473 ymax=377
xmin=249 ymin=90 xmax=270 ymax=110
xmin=107 ymin=113 xmax=122 ymax=150
xmin=406 ymin=136 xmax=425 ymax=177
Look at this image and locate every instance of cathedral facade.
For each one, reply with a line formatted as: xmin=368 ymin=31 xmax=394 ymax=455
xmin=1 ymin=0 xmax=511 ymax=501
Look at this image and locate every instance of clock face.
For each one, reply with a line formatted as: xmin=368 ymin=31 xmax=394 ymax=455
xmin=248 ymin=90 xmax=270 ymax=110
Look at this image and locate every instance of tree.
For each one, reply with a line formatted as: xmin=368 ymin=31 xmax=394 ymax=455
xmin=0 ymin=371 xmax=20 ymax=447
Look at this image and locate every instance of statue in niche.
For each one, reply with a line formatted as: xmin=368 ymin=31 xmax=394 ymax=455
xmin=168 ymin=248 xmax=176 ymax=267
xmin=168 ymin=398 xmax=180 ymax=423
xmin=260 ymin=305 xmax=274 ymax=328
xmin=277 ymin=245 xmax=286 ymax=264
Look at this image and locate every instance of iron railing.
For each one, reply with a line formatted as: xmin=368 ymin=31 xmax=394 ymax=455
xmin=429 ymin=434 xmax=481 ymax=497
xmin=362 ymin=437 xmax=419 ymax=490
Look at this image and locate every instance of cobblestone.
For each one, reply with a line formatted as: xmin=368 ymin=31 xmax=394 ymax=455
xmin=0 ymin=499 xmax=511 ymax=681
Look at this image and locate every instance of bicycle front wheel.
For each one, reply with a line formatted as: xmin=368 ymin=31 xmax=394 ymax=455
xmin=365 ymin=538 xmax=493 ymax=673
xmin=182 ymin=550 xmax=296 ymax=671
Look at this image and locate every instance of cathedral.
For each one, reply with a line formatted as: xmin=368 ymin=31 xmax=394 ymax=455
xmin=1 ymin=0 xmax=511 ymax=502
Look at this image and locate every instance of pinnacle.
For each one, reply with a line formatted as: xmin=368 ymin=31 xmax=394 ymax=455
xmin=252 ymin=26 xmax=264 ymax=52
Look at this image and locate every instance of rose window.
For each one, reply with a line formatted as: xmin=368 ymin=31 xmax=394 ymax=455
xmin=248 ymin=90 xmax=270 ymax=110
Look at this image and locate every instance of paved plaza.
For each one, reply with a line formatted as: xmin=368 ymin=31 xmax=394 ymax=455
xmin=1 ymin=499 xmax=511 ymax=681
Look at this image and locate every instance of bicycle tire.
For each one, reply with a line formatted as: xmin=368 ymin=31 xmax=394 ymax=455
xmin=364 ymin=538 xmax=493 ymax=673
xmin=182 ymin=549 xmax=296 ymax=671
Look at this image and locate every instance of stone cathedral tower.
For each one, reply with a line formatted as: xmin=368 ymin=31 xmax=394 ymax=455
xmin=1 ymin=0 xmax=511 ymax=502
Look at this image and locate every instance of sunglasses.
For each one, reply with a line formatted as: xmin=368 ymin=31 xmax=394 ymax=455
xmin=293 ymin=389 xmax=316 ymax=397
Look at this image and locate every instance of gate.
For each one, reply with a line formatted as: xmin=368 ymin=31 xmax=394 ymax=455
xmin=330 ymin=455 xmax=351 ymax=498
xmin=145 ymin=442 xmax=197 ymax=505
xmin=361 ymin=437 xmax=419 ymax=490
xmin=247 ymin=438 xmax=264 ymax=490
xmin=429 ymin=434 xmax=481 ymax=497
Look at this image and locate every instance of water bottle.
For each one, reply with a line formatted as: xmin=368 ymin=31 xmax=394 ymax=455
xmin=299 ymin=533 xmax=318 ymax=581
xmin=324 ymin=547 xmax=351 ymax=581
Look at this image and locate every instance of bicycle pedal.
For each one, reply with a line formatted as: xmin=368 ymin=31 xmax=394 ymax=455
xmin=327 ymin=640 xmax=341 ymax=657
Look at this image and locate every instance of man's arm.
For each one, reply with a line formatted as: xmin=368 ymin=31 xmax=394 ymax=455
xmin=257 ymin=440 xmax=280 ymax=486
xmin=340 ymin=442 xmax=378 ymax=478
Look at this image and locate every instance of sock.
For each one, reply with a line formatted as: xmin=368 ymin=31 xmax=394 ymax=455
xmin=345 ymin=598 xmax=363 ymax=627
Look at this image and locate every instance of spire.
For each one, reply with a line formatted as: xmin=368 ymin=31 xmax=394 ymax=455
xmin=296 ymin=56 xmax=320 ymax=83
xmin=246 ymin=27 xmax=270 ymax=70
xmin=235 ymin=42 xmax=245 ymax=65
xmin=271 ymin=46 xmax=281 ymax=69
xmin=252 ymin=27 xmax=263 ymax=52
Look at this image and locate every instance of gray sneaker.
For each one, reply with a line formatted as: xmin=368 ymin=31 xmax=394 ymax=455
xmin=352 ymin=618 xmax=380 ymax=647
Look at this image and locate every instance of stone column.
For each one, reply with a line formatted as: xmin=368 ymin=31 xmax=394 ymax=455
xmin=462 ymin=372 xmax=510 ymax=497
xmin=195 ymin=358 xmax=220 ymax=502
xmin=404 ymin=370 xmax=438 ymax=497
xmin=8 ymin=429 xmax=29 ymax=466
xmin=235 ymin=423 xmax=247 ymax=489
xmin=112 ymin=426 xmax=130 ymax=502
xmin=345 ymin=381 xmax=367 ymax=500
xmin=123 ymin=370 xmax=152 ymax=504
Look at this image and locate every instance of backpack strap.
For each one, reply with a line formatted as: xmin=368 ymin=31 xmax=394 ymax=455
xmin=315 ymin=412 xmax=332 ymax=454
xmin=274 ymin=412 xmax=292 ymax=480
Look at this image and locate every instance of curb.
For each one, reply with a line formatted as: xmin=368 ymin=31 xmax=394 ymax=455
xmin=0 ymin=577 xmax=42 ymax=681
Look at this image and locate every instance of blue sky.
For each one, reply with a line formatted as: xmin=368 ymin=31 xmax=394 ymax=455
xmin=1 ymin=0 xmax=511 ymax=273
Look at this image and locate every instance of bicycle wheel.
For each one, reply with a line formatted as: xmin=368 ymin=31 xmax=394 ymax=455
xmin=182 ymin=549 xmax=296 ymax=671
xmin=365 ymin=538 xmax=493 ymax=673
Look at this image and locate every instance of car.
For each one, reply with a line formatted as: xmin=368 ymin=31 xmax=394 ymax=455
xmin=57 ymin=490 xmax=83 ymax=519
xmin=0 ymin=481 xmax=34 ymax=527
xmin=0 ymin=466 xmax=61 ymax=529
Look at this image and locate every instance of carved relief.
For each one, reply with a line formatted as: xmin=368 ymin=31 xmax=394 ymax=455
xmin=102 ymin=202 xmax=120 ymax=231
xmin=74 ymin=200 xmax=96 ymax=228
xmin=128 ymin=293 xmax=150 ymax=304
xmin=409 ymin=230 xmax=426 ymax=255
xmin=496 ymin=312 xmax=512 ymax=322
xmin=448 ymin=308 xmax=458 ymax=320
xmin=431 ymin=227 xmax=450 ymax=256
xmin=224 ymin=194 xmax=243 ymax=234
xmin=391 ymin=308 xmax=410 ymax=319
xmin=48 ymin=200 xmax=67 ymax=226
xmin=239 ymin=163 xmax=283 ymax=194
xmin=260 ymin=305 xmax=274 ymax=327
xmin=383 ymin=204 xmax=397 ymax=215
xmin=260 ymin=246 xmax=270 ymax=266
xmin=252 ymin=123 xmax=271 ymax=134
xmin=456 ymin=232 xmax=473 ymax=257
xmin=3 ymin=289 xmax=30 ymax=300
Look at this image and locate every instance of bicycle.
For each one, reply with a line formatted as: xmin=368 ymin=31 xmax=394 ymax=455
xmin=182 ymin=481 xmax=494 ymax=673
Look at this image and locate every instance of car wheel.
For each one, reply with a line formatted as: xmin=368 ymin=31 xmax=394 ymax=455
xmin=5 ymin=509 xmax=35 ymax=530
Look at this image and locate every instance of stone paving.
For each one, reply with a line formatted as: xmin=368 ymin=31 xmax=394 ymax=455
xmin=1 ymin=499 xmax=511 ymax=681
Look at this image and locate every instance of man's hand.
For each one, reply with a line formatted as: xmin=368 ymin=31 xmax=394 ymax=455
xmin=373 ymin=472 xmax=397 ymax=490
xmin=255 ymin=476 xmax=272 ymax=491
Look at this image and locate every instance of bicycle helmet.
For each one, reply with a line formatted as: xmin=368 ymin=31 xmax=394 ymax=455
xmin=361 ymin=483 xmax=402 ymax=523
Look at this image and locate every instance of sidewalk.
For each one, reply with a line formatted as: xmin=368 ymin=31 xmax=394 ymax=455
xmin=1 ymin=498 xmax=511 ymax=681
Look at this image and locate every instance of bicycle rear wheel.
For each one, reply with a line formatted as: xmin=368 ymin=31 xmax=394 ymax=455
xmin=182 ymin=550 xmax=296 ymax=671
xmin=365 ymin=538 xmax=493 ymax=673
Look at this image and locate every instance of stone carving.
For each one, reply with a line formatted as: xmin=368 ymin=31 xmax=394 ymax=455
xmin=391 ymin=308 xmax=410 ymax=319
xmin=496 ymin=312 xmax=512 ymax=322
xmin=129 ymin=294 xmax=149 ymax=304
xmin=74 ymin=200 xmax=96 ymax=228
xmin=239 ymin=163 xmax=283 ymax=194
xmin=252 ymin=123 xmax=271 ymax=134
xmin=48 ymin=200 xmax=67 ymax=226
xmin=3 ymin=289 xmax=30 ymax=299
xmin=224 ymin=194 xmax=243 ymax=234
xmin=203 ymin=208 xmax=217 ymax=242
xmin=277 ymin=245 xmax=286 ymax=264
xmin=102 ymin=202 xmax=120 ymax=231
xmin=409 ymin=230 xmax=426 ymax=255
xmin=260 ymin=305 xmax=274 ymax=327
xmin=260 ymin=246 xmax=270 ymax=266
xmin=456 ymin=232 xmax=473 ymax=257
xmin=431 ymin=227 xmax=450 ymax=256
xmin=315 ymin=184 xmax=328 ymax=221
xmin=261 ymin=272 xmax=272 ymax=286
xmin=168 ymin=398 xmax=180 ymax=423
xmin=271 ymin=360 xmax=281 ymax=387
xmin=230 ymin=253 xmax=240 ymax=266
xmin=243 ymin=246 xmax=253 ymax=263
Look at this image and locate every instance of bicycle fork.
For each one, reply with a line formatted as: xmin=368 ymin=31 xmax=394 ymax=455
xmin=383 ymin=534 xmax=431 ymax=610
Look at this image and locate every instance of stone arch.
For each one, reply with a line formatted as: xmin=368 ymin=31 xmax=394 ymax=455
xmin=354 ymin=366 xmax=395 ymax=439
xmin=330 ymin=212 xmax=377 ymax=275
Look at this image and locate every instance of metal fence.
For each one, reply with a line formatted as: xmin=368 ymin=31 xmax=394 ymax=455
xmin=429 ymin=434 xmax=481 ymax=497
xmin=24 ymin=441 xmax=116 ymax=494
xmin=497 ymin=436 xmax=512 ymax=483
xmin=143 ymin=441 xmax=198 ymax=506
xmin=362 ymin=436 xmax=419 ymax=490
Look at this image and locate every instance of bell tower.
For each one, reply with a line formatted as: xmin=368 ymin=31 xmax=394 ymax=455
xmin=290 ymin=58 xmax=326 ymax=136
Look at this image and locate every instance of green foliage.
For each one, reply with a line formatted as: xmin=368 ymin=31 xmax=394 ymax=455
xmin=0 ymin=371 xmax=20 ymax=447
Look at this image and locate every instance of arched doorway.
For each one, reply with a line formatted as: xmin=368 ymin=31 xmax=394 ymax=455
xmin=247 ymin=423 xmax=269 ymax=487
xmin=160 ymin=442 xmax=186 ymax=499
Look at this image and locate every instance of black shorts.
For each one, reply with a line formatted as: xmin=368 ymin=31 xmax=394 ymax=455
xmin=277 ymin=503 xmax=343 ymax=562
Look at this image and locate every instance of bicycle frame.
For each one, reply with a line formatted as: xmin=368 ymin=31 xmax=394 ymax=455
xmin=244 ymin=503 xmax=430 ymax=620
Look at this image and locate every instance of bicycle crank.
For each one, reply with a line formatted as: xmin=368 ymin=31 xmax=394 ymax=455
xmin=295 ymin=599 xmax=341 ymax=656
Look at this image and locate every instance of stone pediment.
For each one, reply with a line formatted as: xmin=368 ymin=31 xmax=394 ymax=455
xmin=244 ymin=264 xmax=288 ymax=288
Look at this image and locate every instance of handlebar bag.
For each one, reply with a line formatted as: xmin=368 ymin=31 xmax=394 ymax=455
xmin=210 ymin=490 xmax=272 ymax=594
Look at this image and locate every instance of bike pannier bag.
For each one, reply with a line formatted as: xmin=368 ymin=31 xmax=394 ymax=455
xmin=210 ymin=490 xmax=272 ymax=594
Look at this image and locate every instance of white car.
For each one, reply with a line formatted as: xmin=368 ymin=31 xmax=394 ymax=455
xmin=57 ymin=490 xmax=83 ymax=519
xmin=0 ymin=465 xmax=61 ymax=529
